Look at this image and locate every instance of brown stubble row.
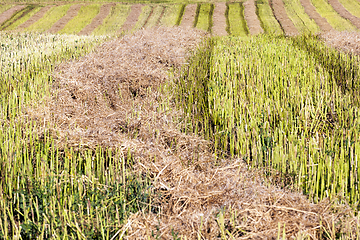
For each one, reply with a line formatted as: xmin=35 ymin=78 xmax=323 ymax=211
xmin=27 ymin=27 xmax=359 ymax=239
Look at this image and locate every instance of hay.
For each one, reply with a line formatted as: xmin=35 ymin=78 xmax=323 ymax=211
xmin=321 ymin=31 xmax=360 ymax=56
xmin=29 ymin=27 xmax=358 ymax=238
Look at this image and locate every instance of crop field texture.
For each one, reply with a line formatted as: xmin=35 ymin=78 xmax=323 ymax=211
xmin=2 ymin=0 xmax=360 ymax=239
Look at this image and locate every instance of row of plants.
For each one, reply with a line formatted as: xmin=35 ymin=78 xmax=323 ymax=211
xmin=0 ymin=32 xmax=152 ymax=239
xmin=172 ymin=34 xmax=360 ymax=209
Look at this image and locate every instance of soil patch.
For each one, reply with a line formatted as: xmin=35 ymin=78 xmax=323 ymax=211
xmin=269 ymin=0 xmax=299 ymax=35
xmin=321 ymin=31 xmax=360 ymax=55
xmin=18 ymin=5 xmax=53 ymax=29
xmin=28 ymin=27 xmax=359 ymax=239
xmin=78 ymin=3 xmax=114 ymax=35
xmin=300 ymin=0 xmax=333 ymax=31
xmin=244 ymin=0 xmax=264 ymax=35
xmin=0 ymin=5 xmax=26 ymax=26
xmin=212 ymin=2 xmax=227 ymax=36
xmin=48 ymin=4 xmax=82 ymax=34
xmin=120 ymin=4 xmax=142 ymax=32
xmin=328 ymin=0 xmax=360 ymax=29
xmin=180 ymin=4 xmax=196 ymax=28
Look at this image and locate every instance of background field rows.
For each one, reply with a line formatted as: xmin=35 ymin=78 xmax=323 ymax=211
xmin=1 ymin=0 xmax=360 ymax=36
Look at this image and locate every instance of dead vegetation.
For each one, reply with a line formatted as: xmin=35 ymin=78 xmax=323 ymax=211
xmin=321 ymin=31 xmax=360 ymax=56
xmin=28 ymin=27 xmax=359 ymax=239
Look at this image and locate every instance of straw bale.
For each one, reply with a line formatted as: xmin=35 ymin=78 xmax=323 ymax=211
xmin=28 ymin=27 xmax=358 ymax=238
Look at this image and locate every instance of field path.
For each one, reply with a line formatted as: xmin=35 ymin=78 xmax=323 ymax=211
xmin=48 ymin=4 xmax=82 ymax=34
xmin=212 ymin=3 xmax=227 ymax=35
xmin=300 ymin=0 xmax=333 ymax=31
xmin=180 ymin=4 xmax=197 ymax=28
xmin=18 ymin=5 xmax=53 ymax=29
xmin=244 ymin=0 xmax=264 ymax=35
xmin=0 ymin=5 xmax=26 ymax=26
xmin=269 ymin=0 xmax=298 ymax=35
xmin=120 ymin=4 xmax=142 ymax=32
xmin=328 ymin=0 xmax=360 ymax=29
xmin=78 ymin=3 xmax=115 ymax=35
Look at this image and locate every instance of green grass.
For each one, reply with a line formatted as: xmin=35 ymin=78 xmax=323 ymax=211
xmin=311 ymin=0 xmax=357 ymax=31
xmin=173 ymin=35 xmax=360 ymax=209
xmin=133 ymin=5 xmax=152 ymax=31
xmin=255 ymin=0 xmax=283 ymax=34
xmin=92 ymin=4 xmax=130 ymax=35
xmin=0 ymin=4 xmax=13 ymax=14
xmin=58 ymin=4 xmax=101 ymax=34
xmin=282 ymin=0 xmax=320 ymax=33
xmin=338 ymin=0 xmax=360 ymax=19
xmin=160 ymin=4 xmax=183 ymax=26
xmin=195 ymin=3 xmax=213 ymax=31
xmin=26 ymin=4 xmax=71 ymax=32
xmin=5 ymin=5 xmax=43 ymax=30
xmin=144 ymin=5 xmax=164 ymax=28
xmin=227 ymin=3 xmax=248 ymax=37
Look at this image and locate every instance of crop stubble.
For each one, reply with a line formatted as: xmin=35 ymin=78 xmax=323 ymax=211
xmin=47 ymin=4 xmax=82 ymax=34
xmin=270 ymin=0 xmax=299 ymax=35
xmin=300 ymin=0 xmax=333 ymax=31
xmin=244 ymin=0 xmax=264 ymax=35
xmin=0 ymin=5 xmax=25 ymax=25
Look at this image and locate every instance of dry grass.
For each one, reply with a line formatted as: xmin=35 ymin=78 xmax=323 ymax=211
xmin=28 ymin=27 xmax=359 ymax=239
xmin=321 ymin=31 xmax=360 ymax=55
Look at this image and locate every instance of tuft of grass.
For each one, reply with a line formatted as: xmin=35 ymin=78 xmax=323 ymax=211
xmin=26 ymin=4 xmax=71 ymax=32
xmin=227 ymin=2 xmax=248 ymax=36
xmin=310 ymin=0 xmax=356 ymax=31
xmin=255 ymin=0 xmax=283 ymax=34
xmin=92 ymin=4 xmax=131 ymax=35
xmin=161 ymin=4 xmax=183 ymax=27
xmin=195 ymin=3 xmax=212 ymax=31
xmin=282 ymin=0 xmax=320 ymax=33
xmin=58 ymin=4 xmax=101 ymax=35
xmin=5 ymin=5 xmax=43 ymax=30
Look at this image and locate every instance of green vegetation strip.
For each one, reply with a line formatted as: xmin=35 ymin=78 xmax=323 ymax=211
xmin=338 ymin=0 xmax=360 ymax=19
xmin=282 ymin=0 xmax=319 ymax=33
xmin=311 ymin=0 xmax=356 ymax=31
xmin=195 ymin=3 xmax=213 ymax=31
xmin=145 ymin=5 xmax=164 ymax=28
xmin=255 ymin=0 xmax=282 ymax=34
xmin=0 ymin=32 xmax=150 ymax=239
xmin=173 ymin=35 xmax=360 ymax=208
xmin=227 ymin=3 xmax=248 ymax=36
xmin=5 ymin=5 xmax=43 ymax=30
xmin=160 ymin=4 xmax=182 ymax=26
xmin=0 ymin=5 xmax=37 ymax=30
xmin=133 ymin=5 xmax=152 ymax=31
xmin=92 ymin=4 xmax=130 ymax=35
xmin=175 ymin=4 xmax=186 ymax=26
xmin=58 ymin=4 xmax=101 ymax=34
xmin=26 ymin=4 xmax=71 ymax=32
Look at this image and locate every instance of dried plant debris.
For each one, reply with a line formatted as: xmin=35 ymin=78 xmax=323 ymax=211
xmin=28 ymin=27 xmax=358 ymax=238
xmin=321 ymin=31 xmax=360 ymax=55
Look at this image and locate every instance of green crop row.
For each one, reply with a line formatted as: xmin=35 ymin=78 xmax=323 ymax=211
xmin=0 ymin=33 xmax=151 ymax=239
xmin=227 ymin=3 xmax=248 ymax=37
xmin=172 ymin=35 xmax=360 ymax=209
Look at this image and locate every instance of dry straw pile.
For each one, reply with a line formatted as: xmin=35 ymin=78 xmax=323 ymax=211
xmin=31 ymin=28 xmax=358 ymax=239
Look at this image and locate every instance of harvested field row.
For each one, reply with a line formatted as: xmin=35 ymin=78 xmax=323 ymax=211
xmin=2 ymin=1 xmax=360 ymax=35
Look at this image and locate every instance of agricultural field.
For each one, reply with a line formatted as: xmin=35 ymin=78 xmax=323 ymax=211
xmin=2 ymin=0 xmax=360 ymax=239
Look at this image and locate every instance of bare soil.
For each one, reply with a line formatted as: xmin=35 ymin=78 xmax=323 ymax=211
xmin=321 ymin=31 xmax=360 ymax=55
xmin=29 ymin=27 xmax=358 ymax=239
xmin=244 ymin=0 xmax=264 ymax=35
xmin=156 ymin=6 xmax=166 ymax=26
xmin=212 ymin=2 xmax=228 ymax=36
xmin=300 ymin=0 xmax=333 ymax=31
xmin=120 ymin=4 xmax=142 ymax=32
xmin=47 ymin=4 xmax=82 ymax=34
xmin=78 ymin=3 xmax=115 ymax=35
xmin=180 ymin=4 xmax=197 ymax=28
xmin=328 ymin=0 xmax=360 ymax=29
xmin=269 ymin=0 xmax=299 ymax=35
xmin=18 ymin=5 xmax=53 ymax=29
xmin=0 ymin=5 xmax=26 ymax=26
